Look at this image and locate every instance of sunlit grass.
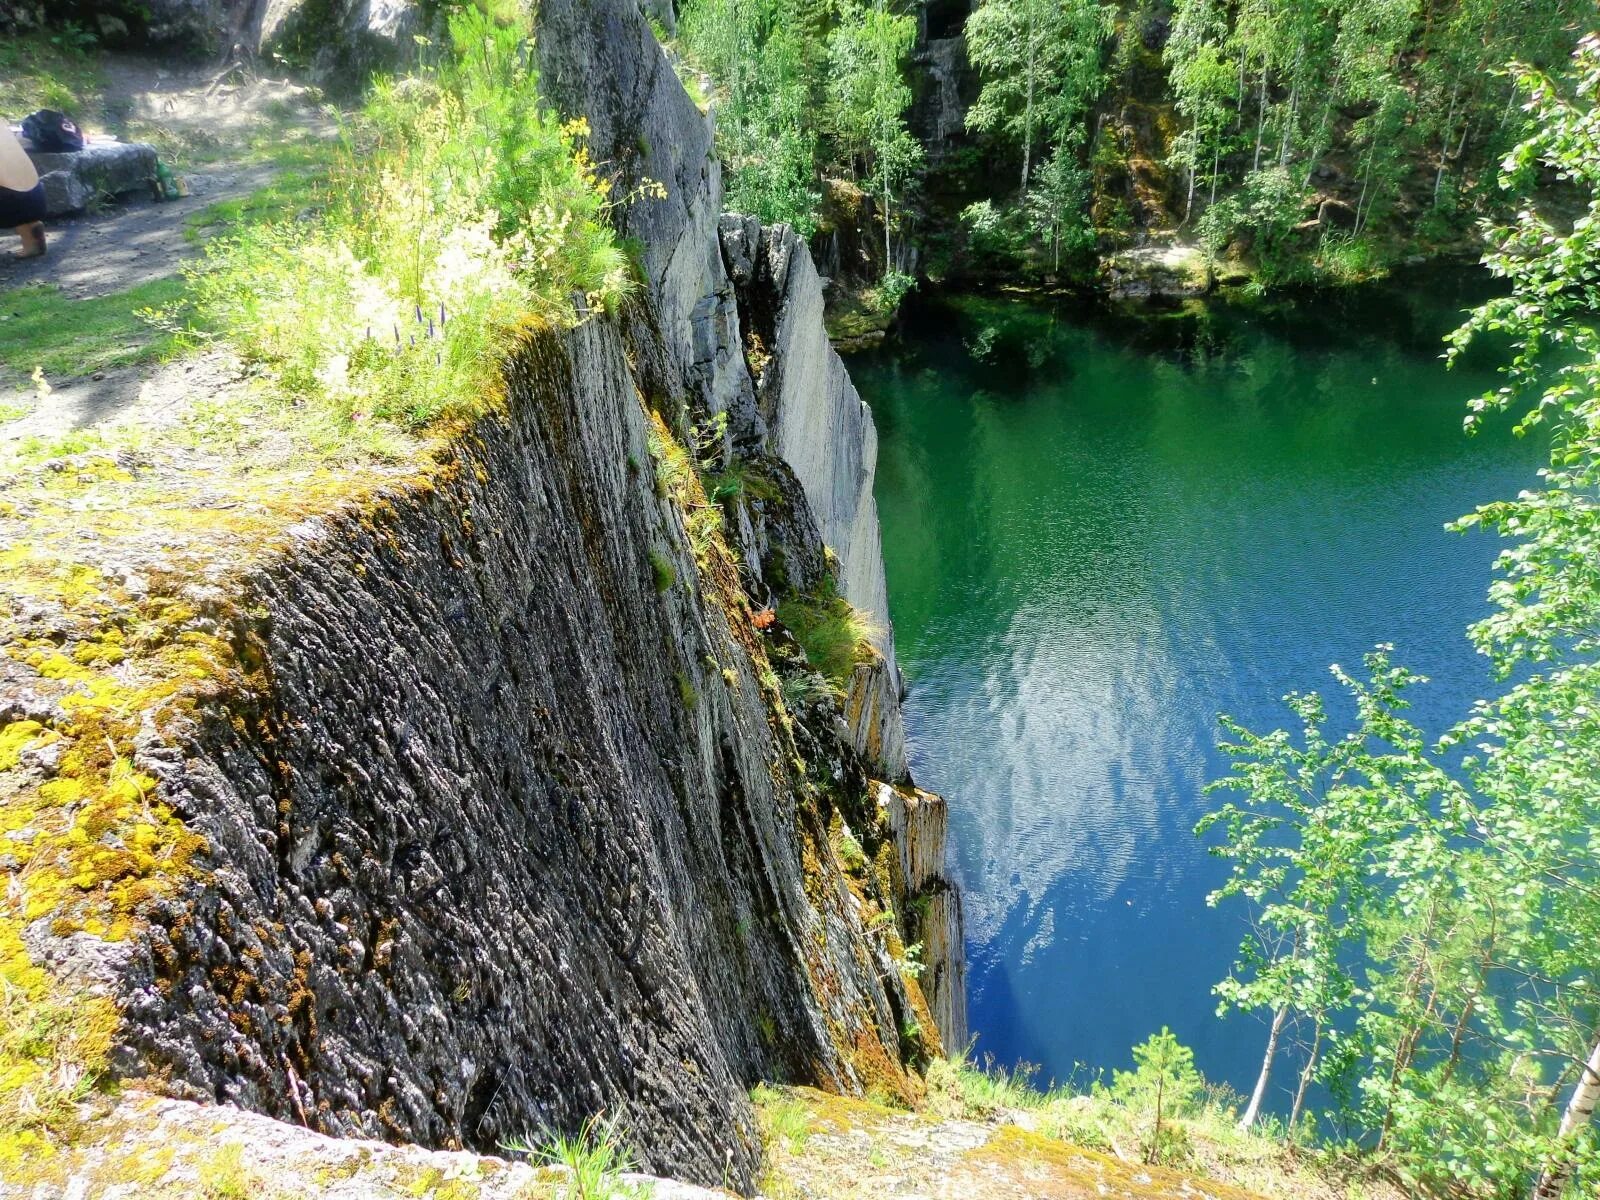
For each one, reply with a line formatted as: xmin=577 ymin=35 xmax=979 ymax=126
xmin=0 ymin=279 xmax=191 ymax=381
xmin=0 ymin=34 xmax=104 ymax=124
xmin=776 ymin=579 xmax=879 ymax=692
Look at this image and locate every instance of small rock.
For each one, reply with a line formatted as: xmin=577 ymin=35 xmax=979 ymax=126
xmin=20 ymin=740 xmax=63 ymax=773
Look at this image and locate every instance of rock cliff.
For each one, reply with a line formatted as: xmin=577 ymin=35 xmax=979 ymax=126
xmin=0 ymin=0 xmax=964 ymax=1193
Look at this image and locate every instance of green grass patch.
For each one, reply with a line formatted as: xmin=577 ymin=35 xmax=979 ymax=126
xmin=183 ymin=167 xmax=333 ymax=243
xmin=0 ymin=278 xmax=190 ymax=381
xmin=505 ymin=1111 xmax=644 ymax=1200
xmin=648 ymin=547 xmax=677 ymax=593
xmin=753 ymin=1084 xmax=812 ymax=1154
xmin=0 ymin=34 xmax=104 ymax=124
xmin=776 ymin=579 xmax=878 ymax=693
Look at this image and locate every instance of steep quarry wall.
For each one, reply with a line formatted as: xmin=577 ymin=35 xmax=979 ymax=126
xmin=1 ymin=0 xmax=964 ymax=1191
xmin=535 ymin=0 xmax=910 ymax=782
xmin=63 ymin=323 xmax=922 ymax=1190
xmin=719 ymin=217 xmax=910 ymax=783
xmin=879 ymin=784 xmax=967 ymax=1047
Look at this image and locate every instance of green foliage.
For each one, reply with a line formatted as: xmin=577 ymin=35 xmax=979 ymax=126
xmin=189 ymin=6 xmax=631 ymax=448
xmin=182 ymin=163 xmax=337 ymax=244
xmin=835 ymin=825 xmax=869 ymax=873
xmin=1110 ymin=1029 xmax=1203 ymax=1164
xmin=0 ymin=30 xmax=104 ymax=119
xmin=678 ymin=0 xmax=921 ymax=250
xmin=929 ymin=1052 xmax=1050 ymax=1116
xmin=959 ymin=200 xmax=1032 ymax=270
xmin=960 ymin=0 xmax=1109 ymax=265
xmin=0 ymin=278 xmax=190 ymax=382
xmin=678 ymin=0 xmax=823 ymax=232
xmin=964 ymin=0 xmax=1110 ymax=196
xmin=752 ymin=1084 xmax=812 ymax=1154
xmin=675 ymin=670 xmax=699 ymax=710
xmin=647 ymin=548 xmax=676 ymax=593
xmin=1162 ymin=0 xmax=1572 ymax=265
xmin=1313 ymin=231 xmax=1388 ymax=284
xmin=863 ymin=270 xmax=916 ymax=314
xmin=507 ymin=1111 xmax=642 ymax=1200
xmin=827 ymin=0 xmax=923 ymax=272
xmin=1202 ymin=33 xmax=1600 ymax=1197
xmin=776 ymin=579 xmax=878 ymax=693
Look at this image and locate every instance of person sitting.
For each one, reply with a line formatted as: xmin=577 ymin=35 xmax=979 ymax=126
xmin=0 ymin=125 xmax=47 ymax=259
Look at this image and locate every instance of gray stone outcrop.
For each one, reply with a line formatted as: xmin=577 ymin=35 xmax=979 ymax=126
xmin=718 ymin=215 xmax=909 ymax=781
xmin=878 ymin=783 xmax=967 ymax=1050
xmin=88 ymin=323 xmax=924 ymax=1193
xmin=29 ymin=143 xmax=158 ymax=216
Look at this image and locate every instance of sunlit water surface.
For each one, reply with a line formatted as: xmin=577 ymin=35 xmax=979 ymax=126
xmin=854 ymin=279 xmax=1544 ymax=1103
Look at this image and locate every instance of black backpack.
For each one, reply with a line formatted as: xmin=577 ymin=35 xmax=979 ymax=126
xmin=21 ymin=110 xmax=84 ymax=153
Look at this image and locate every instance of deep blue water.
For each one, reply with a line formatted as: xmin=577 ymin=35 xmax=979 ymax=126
xmin=854 ymin=278 xmax=1545 ymax=1104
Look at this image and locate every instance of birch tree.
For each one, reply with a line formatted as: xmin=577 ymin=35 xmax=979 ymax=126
xmin=828 ymin=0 xmax=921 ymax=272
xmin=1202 ymin=32 xmax=1600 ymax=1193
xmin=964 ymin=0 xmax=1109 ymax=197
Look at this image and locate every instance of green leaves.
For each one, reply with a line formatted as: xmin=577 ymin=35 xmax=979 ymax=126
xmin=1111 ymin=1028 xmax=1205 ymax=1163
xmin=1201 ymin=32 xmax=1600 ymax=1194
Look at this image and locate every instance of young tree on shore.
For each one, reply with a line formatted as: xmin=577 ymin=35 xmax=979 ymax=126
xmin=964 ymin=0 xmax=1109 ymax=198
xmin=1203 ymin=31 xmax=1600 ymax=1192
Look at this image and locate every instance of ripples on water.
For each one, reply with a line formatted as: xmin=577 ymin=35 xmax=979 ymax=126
xmin=855 ymin=279 xmax=1546 ymax=1103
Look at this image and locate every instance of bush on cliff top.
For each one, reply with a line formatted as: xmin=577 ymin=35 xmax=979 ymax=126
xmin=189 ymin=4 xmax=635 ymax=447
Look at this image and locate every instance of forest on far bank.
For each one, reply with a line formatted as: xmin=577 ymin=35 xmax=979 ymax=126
xmin=669 ymin=0 xmax=1582 ymax=290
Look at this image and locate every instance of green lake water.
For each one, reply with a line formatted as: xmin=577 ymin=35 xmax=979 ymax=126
xmin=852 ymin=278 xmax=1545 ymax=1102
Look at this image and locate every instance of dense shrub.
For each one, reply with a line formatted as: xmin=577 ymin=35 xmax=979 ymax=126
xmin=189 ymin=5 xmax=633 ymax=450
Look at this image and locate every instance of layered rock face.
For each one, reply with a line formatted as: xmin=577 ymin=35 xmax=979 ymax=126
xmin=879 ymin=784 xmax=968 ymax=1049
xmin=11 ymin=0 xmax=966 ymax=1190
xmin=97 ymin=323 xmax=924 ymax=1191
xmin=719 ymin=216 xmax=910 ymax=783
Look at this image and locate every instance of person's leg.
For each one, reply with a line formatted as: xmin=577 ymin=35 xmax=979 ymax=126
xmin=14 ymin=220 xmax=45 ymax=259
xmin=0 ymin=182 xmax=47 ymax=259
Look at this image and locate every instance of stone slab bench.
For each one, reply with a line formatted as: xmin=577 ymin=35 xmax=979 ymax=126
xmin=25 ymin=141 xmax=160 ymax=216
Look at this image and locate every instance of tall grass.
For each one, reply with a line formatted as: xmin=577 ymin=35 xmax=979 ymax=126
xmin=505 ymin=1111 xmax=642 ymax=1200
xmin=188 ymin=5 xmax=634 ymax=450
xmin=775 ymin=579 xmax=879 ymax=693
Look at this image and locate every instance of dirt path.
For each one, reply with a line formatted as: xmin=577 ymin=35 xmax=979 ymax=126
xmin=0 ymin=160 xmax=279 ymax=296
xmin=0 ymin=56 xmax=333 ymax=442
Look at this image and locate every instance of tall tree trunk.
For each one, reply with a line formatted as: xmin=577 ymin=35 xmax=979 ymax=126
xmin=1288 ymin=1018 xmax=1322 ymax=1133
xmin=1277 ymin=47 xmax=1303 ymax=169
xmin=1252 ymin=54 xmax=1269 ymax=173
xmin=1378 ymin=908 xmax=1438 ymax=1150
xmin=1240 ymin=1003 xmax=1289 ymax=1130
xmin=1021 ymin=28 xmax=1035 ymax=195
xmin=1433 ymin=74 xmax=1464 ymax=202
xmin=1237 ymin=52 xmax=1247 ymax=133
xmin=1354 ymin=130 xmax=1382 ymax=235
xmin=883 ymin=173 xmax=892 ymax=274
xmin=1180 ymin=138 xmax=1197 ymax=228
xmin=1531 ymin=1035 xmax=1600 ymax=1200
xmin=1300 ymin=72 xmax=1341 ymax=190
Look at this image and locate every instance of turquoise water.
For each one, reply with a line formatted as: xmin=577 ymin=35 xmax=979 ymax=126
xmin=854 ymin=280 xmax=1545 ymax=1103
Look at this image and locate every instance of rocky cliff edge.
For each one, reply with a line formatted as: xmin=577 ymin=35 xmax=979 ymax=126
xmin=0 ymin=0 xmax=963 ymax=1194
